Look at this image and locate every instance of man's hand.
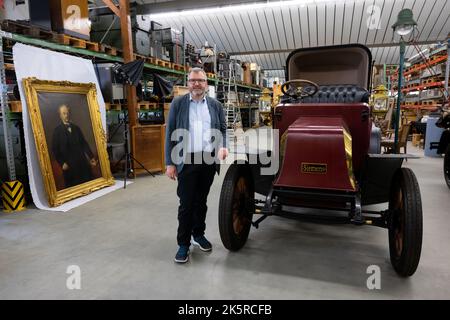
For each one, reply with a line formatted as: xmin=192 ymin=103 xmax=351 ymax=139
xmin=90 ymin=158 xmax=98 ymax=167
xmin=62 ymin=163 xmax=69 ymax=171
xmin=166 ymin=165 xmax=177 ymax=180
xmin=218 ymin=147 xmax=229 ymax=160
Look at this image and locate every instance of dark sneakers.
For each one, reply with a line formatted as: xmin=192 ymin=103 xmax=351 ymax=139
xmin=192 ymin=236 xmax=212 ymax=252
xmin=174 ymin=245 xmax=190 ymax=263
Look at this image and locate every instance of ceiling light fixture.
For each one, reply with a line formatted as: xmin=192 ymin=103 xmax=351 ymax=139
xmin=148 ymin=0 xmax=361 ymax=19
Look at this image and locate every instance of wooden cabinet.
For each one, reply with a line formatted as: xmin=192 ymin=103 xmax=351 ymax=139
xmin=132 ymin=124 xmax=165 ymax=175
xmin=50 ymin=0 xmax=90 ymax=40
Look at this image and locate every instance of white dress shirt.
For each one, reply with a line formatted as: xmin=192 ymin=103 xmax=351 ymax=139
xmin=188 ymin=95 xmax=212 ymax=152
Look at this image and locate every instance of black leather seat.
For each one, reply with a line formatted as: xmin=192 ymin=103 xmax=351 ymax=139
xmin=282 ymin=84 xmax=370 ymax=104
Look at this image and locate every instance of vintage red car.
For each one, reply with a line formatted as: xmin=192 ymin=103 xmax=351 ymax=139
xmin=219 ymin=44 xmax=423 ymax=277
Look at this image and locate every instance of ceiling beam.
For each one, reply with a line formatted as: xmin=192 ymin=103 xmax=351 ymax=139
xmin=136 ymin=0 xmax=265 ymax=15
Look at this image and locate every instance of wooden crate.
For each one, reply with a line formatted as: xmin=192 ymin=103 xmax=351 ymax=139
xmin=50 ymin=0 xmax=90 ymax=40
xmin=132 ymin=124 xmax=166 ymax=175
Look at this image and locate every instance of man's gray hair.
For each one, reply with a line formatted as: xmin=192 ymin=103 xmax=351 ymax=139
xmin=188 ymin=67 xmax=207 ymax=79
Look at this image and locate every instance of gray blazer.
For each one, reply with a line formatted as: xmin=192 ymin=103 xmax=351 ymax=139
xmin=165 ymin=94 xmax=227 ymax=174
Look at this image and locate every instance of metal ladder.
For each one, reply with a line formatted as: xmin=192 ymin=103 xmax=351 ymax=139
xmin=221 ymin=61 xmax=241 ymax=144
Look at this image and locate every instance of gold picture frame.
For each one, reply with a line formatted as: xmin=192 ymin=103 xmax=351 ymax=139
xmin=23 ymin=78 xmax=114 ymax=207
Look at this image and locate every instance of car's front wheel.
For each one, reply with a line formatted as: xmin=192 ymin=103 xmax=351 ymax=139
xmin=219 ymin=164 xmax=254 ymax=251
xmin=388 ymin=168 xmax=423 ymax=277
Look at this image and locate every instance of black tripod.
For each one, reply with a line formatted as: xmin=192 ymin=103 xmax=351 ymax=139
xmin=112 ymin=113 xmax=154 ymax=189
xmin=107 ymin=59 xmax=155 ymax=188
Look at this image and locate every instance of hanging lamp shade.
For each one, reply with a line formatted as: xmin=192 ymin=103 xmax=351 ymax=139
xmin=392 ymin=9 xmax=417 ymax=36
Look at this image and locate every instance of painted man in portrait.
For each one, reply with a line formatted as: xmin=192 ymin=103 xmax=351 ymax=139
xmin=52 ymin=104 xmax=98 ymax=188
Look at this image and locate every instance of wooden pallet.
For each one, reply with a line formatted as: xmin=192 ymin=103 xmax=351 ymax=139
xmin=1 ymin=20 xmax=57 ymax=41
xmin=137 ymin=102 xmax=159 ymax=110
xmin=99 ymin=44 xmax=118 ymax=56
xmin=429 ymin=54 xmax=446 ymax=62
xmin=115 ymin=49 xmax=124 ymax=58
xmin=172 ymin=63 xmax=186 ymax=71
xmin=148 ymin=102 xmax=158 ymax=109
xmin=4 ymin=63 xmax=15 ymax=71
xmin=145 ymin=56 xmax=156 ymax=65
xmin=106 ymin=103 xmax=123 ymax=111
xmin=421 ymin=99 xmax=442 ymax=106
xmin=138 ymin=102 xmax=150 ymax=110
xmin=8 ymin=101 xmax=22 ymax=113
xmin=55 ymin=34 xmax=99 ymax=51
xmin=134 ymin=53 xmax=147 ymax=61
xmin=155 ymin=59 xmax=172 ymax=68
xmin=421 ymin=77 xmax=444 ymax=85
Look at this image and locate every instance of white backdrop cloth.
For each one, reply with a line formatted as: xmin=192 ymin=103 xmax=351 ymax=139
xmin=13 ymin=43 xmax=129 ymax=212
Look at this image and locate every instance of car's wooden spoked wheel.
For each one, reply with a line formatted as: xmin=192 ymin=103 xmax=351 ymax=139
xmin=232 ymin=177 xmax=252 ymax=235
xmin=219 ymin=165 xmax=255 ymax=251
xmin=391 ymin=188 xmax=404 ymax=257
xmin=388 ymin=168 xmax=423 ymax=277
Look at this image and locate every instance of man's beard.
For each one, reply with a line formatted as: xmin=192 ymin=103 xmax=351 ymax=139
xmin=192 ymin=88 xmax=205 ymax=96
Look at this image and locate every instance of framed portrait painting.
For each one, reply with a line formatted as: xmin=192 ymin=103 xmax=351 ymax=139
xmin=22 ymin=78 xmax=114 ymax=207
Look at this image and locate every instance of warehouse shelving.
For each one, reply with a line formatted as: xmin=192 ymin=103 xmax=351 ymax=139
xmin=390 ymin=42 xmax=449 ymax=113
xmin=1 ymin=23 xmax=263 ymax=182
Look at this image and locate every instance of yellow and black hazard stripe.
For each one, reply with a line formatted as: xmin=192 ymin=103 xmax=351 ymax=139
xmin=1 ymin=180 xmax=26 ymax=212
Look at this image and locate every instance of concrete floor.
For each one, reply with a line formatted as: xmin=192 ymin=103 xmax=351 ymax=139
xmin=1 ymin=142 xmax=450 ymax=299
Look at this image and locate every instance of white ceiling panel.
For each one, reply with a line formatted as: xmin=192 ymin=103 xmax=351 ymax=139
xmin=144 ymin=0 xmax=448 ymax=71
xmin=316 ymin=3 xmax=326 ymax=46
xmin=325 ymin=2 xmax=335 ymax=46
xmin=280 ymin=7 xmax=295 ymax=49
xmin=333 ymin=3 xmax=345 ymax=45
xmin=289 ymin=7 xmax=302 ymax=48
xmin=238 ymin=12 xmax=259 ymax=51
xmin=342 ymin=1 xmax=355 ymax=44
xmin=299 ymin=5 xmax=310 ymax=47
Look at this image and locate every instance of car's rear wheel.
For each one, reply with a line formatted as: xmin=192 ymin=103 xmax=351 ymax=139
xmin=388 ymin=168 xmax=423 ymax=277
xmin=444 ymin=145 xmax=450 ymax=189
xmin=219 ymin=164 xmax=254 ymax=251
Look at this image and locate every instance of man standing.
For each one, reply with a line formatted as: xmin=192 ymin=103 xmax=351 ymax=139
xmin=52 ymin=104 xmax=98 ymax=189
xmin=165 ymin=68 xmax=228 ymax=263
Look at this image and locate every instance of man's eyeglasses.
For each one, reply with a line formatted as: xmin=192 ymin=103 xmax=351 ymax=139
xmin=188 ymin=79 xmax=207 ymax=83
